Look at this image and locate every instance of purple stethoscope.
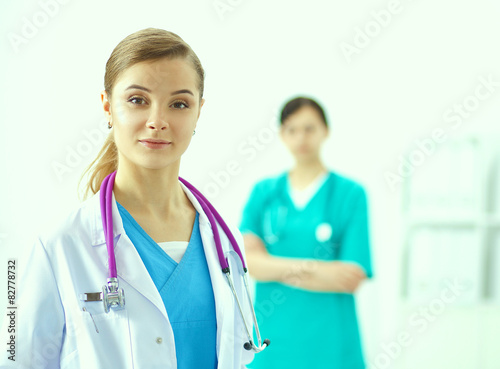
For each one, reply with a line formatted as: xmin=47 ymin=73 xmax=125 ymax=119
xmin=95 ymin=171 xmax=269 ymax=352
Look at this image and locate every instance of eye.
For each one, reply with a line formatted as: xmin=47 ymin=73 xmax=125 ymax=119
xmin=171 ymin=101 xmax=189 ymax=109
xmin=128 ymin=96 xmax=147 ymax=105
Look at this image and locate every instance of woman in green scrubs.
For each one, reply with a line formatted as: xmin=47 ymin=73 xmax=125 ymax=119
xmin=240 ymin=97 xmax=373 ymax=368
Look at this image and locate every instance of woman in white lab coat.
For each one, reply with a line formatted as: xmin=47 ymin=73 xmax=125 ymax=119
xmin=0 ymin=28 xmax=254 ymax=368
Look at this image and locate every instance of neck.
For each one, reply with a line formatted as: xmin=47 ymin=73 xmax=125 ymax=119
xmin=289 ymin=157 xmax=327 ymax=189
xmin=113 ymin=160 xmax=188 ymax=217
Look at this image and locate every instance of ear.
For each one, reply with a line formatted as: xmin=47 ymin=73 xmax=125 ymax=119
xmin=101 ymin=90 xmax=112 ymax=123
xmin=323 ymin=125 xmax=329 ymax=140
xmin=279 ymin=124 xmax=286 ymax=141
xmin=197 ymin=98 xmax=205 ymax=120
xmin=194 ymin=98 xmax=205 ymax=132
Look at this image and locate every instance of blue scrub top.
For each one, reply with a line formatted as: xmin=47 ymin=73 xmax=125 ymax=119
xmin=240 ymin=171 xmax=373 ymax=369
xmin=117 ymin=203 xmax=218 ymax=369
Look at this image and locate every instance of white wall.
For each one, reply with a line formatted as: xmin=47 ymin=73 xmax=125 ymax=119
xmin=1 ymin=0 xmax=500 ymax=367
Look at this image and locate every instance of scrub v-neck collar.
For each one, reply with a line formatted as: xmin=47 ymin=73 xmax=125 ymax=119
xmin=285 ymin=171 xmax=330 ymax=211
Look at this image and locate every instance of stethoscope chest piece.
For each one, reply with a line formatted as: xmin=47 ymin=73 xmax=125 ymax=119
xmin=85 ymin=171 xmax=270 ymax=352
xmin=102 ymin=278 xmax=125 ymax=313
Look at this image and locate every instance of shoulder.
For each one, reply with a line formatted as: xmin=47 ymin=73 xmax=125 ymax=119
xmin=242 ymin=173 xmax=287 ymax=211
xmin=249 ymin=172 xmax=287 ymax=195
xmin=38 ymin=193 xmax=99 ymax=253
xmin=328 ymin=171 xmax=366 ymax=196
xmin=327 ymin=171 xmax=368 ymax=209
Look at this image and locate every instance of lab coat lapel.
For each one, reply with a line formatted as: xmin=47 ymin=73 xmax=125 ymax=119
xmin=179 ymin=183 xmax=237 ymax=367
xmin=89 ymin=183 xmax=245 ymax=367
xmin=89 ymin=191 xmax=168 ymax=319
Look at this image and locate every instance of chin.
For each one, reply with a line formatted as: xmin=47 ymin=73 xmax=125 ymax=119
xmin=294 ymin=153 xmax=317 ymax=162
xmin=294 ymin=150 xmax=312 ymax=158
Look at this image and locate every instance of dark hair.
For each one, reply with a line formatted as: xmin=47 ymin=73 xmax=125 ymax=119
xmin=280 ymin=97 xmax=328 ymax=127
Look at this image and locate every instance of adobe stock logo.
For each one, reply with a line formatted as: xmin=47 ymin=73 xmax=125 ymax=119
xmin=8 ymin=0 xmax=72 ymax=54
xmin=368 ymin=279 xmax=467 ymax=369
xmin=202 ymin=110 xmax=280 ymax=199
xmin=212 ymin=0 xmax=243 ymax=21
xmin=339 ymin=0 xmax=416 ymax=63
xmin=51 ymin=124 xmax=109 ymax=182
xmin=384 ymin=74 xmax=499 ymax=192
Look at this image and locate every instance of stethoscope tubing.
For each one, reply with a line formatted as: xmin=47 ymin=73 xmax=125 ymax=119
xmin=99 ymin=171 xmax=269 ymax=351
xmin=100 ymin=172 xmax=248 ymax=276
xmin=178 ymin=177 xmax=247 ymax=272
xmin=100 ymin=170 xmax=118 ymax=279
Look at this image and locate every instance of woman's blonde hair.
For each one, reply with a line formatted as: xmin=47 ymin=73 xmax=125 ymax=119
xmin=79 ymin=28 xmax=205 ymax=200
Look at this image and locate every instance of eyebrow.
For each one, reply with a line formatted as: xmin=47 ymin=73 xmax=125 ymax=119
xmin=125 ymin=84 xmax=194 ymax=96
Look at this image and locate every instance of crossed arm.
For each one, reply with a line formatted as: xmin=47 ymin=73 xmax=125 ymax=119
xmin=243 ymin=233 xmax=366 ymax=293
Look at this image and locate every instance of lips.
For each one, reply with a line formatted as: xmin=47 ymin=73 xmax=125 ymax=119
xmin=139 ymin=139 xmax=171 ymax=149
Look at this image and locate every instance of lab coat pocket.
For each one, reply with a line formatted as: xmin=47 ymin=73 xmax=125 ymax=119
xmin=62 ymin=306 xmax=134 ymax=369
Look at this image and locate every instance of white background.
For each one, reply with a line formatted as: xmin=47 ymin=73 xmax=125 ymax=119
xmin=1 ymin=0 xmax=500 ymax=368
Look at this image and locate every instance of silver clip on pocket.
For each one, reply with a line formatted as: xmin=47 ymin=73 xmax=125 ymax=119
xmin=80 ymin=292 xmax=102 ymax=302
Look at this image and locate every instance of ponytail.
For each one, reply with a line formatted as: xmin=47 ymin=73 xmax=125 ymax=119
xmin=78 ymin=132 xmax=118 ymax=200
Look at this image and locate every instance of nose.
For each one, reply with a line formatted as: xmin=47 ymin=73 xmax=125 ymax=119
xmin=296 ymin=129 xmax=307 ymax=143
xmin=146 ymin=106 xmax=169 ymax=131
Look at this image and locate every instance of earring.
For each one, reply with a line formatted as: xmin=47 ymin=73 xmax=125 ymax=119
xmin=108 ymin=122 xmax=112 ymax=129
xmin=192 ymin=130 xmax=196 ymax=136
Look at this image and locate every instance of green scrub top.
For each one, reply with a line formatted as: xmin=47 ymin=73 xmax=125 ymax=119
xmin=240 ymin=171 xmax=373 ymax=369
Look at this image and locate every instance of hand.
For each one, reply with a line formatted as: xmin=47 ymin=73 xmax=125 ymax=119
xmin=280 ymin=260 xmax=366 ymax=293
xmin=328 ymin=261 xmax=366 ymax=293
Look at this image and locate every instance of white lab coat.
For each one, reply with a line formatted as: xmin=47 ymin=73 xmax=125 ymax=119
xmin=0 ymin=182 xmax=254 ymax=369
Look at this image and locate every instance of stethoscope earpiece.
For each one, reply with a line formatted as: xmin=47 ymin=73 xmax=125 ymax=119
xmin=244 ymin=338 xmax=271 ymax=352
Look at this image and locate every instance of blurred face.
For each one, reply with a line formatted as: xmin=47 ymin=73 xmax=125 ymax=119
xmin=101 ymin=57 xmax=204 ymax=171
xmin=280 ymin=105 xmax=328 ymax=162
